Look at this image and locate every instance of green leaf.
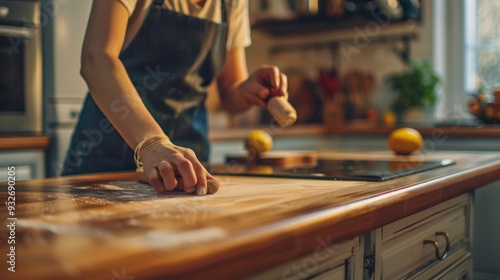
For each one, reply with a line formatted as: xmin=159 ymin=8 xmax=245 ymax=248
xmin=387 ymin=59 xmax=442 ymax=114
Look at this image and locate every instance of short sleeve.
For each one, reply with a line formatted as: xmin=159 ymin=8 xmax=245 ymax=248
xmin=227 ymin=0 xmax=252 ymax=50
xmin=117 ymin=0 xmax=138 ymax=16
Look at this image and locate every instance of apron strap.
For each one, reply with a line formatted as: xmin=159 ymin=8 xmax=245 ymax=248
xmin=221 ymin=0 xmax=227 ymax=24
xmin=152 ymin=0 xmax=227 ymax=23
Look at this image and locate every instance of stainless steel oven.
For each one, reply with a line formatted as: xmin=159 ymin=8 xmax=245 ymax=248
xmin=0 ymin=0 xmax=42 ymax=132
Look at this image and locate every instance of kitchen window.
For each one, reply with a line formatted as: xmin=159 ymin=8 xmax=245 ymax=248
xmin=464 ymin=0 xmax=500 ymax=92
xmin=435 ymin=0 xmax=499 ymax=120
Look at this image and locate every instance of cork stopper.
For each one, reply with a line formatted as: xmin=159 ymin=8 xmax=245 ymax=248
xmin=267 ymin=96 xmax=297 ymax=127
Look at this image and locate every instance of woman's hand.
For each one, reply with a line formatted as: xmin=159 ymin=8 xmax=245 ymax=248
xmin=237 ymin=65 xmax=289 ymax=109
xmin=138 ymin=137 xmax=217 ymax=196
xmin=217 ymin=48 xmax=289 ymax=113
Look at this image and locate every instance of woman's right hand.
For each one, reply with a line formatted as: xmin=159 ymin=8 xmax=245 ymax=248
xmin=137 ymin=137 xmax=217 ymax=196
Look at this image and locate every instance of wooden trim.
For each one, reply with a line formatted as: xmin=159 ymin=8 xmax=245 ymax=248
xmin=331 ymin=126 xmax=500 ymax=138
xmin=0 ymin=135 xmax=50 ymax=150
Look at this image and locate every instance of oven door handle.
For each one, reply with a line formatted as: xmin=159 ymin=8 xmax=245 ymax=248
xmin=0 ymin=25 xmax=33 ymax=39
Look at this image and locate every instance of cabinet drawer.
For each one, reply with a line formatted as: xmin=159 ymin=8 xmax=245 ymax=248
xmin=434 ymin=257 xmax=472 ymax=280
xmin=412 ymin=254 xmax=472 ymax=280
xmin=309 ymin=264 xmax=345 ymax=280
xmin=0 ymin=150 xmax=45 ymax=181
xmin=381 ymin=194 xmax=472 ymax=279
xmin=246 ymin=237 xmax=358 ymax=280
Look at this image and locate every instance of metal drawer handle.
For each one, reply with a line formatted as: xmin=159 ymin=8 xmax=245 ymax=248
xmin=423 ymin=231 xmax=450 ymax=260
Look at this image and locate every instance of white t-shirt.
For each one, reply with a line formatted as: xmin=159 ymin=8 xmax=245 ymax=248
xmin=118 ymin=0 xmax=251 ymax=50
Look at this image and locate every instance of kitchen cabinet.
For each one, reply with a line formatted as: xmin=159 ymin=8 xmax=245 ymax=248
xmin=367 ymin=193 xmax=472 ymax=280
xmin=247 ymin=237 xmax=363 ymax=280
xmin=0 ymin=135 xmax=50 ymax=182
xmin=0 ymin=150 xmax=45 ymax=181
xmin=247 ymin=193 xmax=472 ymax=280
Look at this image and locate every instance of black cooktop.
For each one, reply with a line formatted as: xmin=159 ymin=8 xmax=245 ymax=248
xmin=209 ymin=159 xmax=455 ymax=182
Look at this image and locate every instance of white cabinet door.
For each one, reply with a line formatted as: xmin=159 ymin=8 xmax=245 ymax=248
xmin=372 ymin=194 xmax=472 ymax=280
xmin=246 ymin=237 xmax=363 ymax=280
xmin=0 ymin=150 xmax=45 ymax=181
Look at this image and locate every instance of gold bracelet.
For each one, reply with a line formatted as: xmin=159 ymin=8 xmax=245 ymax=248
xmin=137 ymin=139 xmax=174 ymax=166
xmin=134 ymin=134 xmax=167 ymax=168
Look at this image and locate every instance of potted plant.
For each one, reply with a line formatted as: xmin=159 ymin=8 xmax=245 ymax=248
xmin=387 ymin=60 xmax=442 ymax=123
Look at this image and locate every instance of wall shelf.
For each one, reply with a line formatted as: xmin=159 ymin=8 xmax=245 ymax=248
xmin=268 ymin=32 xmax=419 ymax=65
xmin=252 ymin=13 xmax=422 ymax=37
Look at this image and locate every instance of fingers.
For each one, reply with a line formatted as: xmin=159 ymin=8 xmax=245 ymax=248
xmin=157 ymin=161 xmax=177 ymax=191
xmin=269 ymin=65 xmax=280 ymax=89
xmin=141 ymin=141 xmax=215 ymax=196
xmin=251 ymin=65 xmax=289 ymax=99
xmin=157 ymin=150 xmax=208 ymax=195
xmin=182 ymin=149 xmax=208 ymax=195
xmin=205 ymin=172 xmax=220 ymax=194
xmin=259 ymin=65 xmax=280 ymax=89
xmin=243 ymin=87 xmax=268 ymax=108
xmin=255 ymin=65 xmax=280 ymax=89
xmin=279 ymin=73 xmax=288 ymax=98
xmin=192 ymin=162 xmax=208 ymax=196
xmin=173 ymin=157 xmax=197 ymax=193
xmin=147 ymin=167 xmax=166 ymax=193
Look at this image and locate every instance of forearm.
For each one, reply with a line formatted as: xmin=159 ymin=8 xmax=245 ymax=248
xmin=216 ymin=47 xmax=256 ymax=114
xmin=81 ymin=53 xmax=165 ymax=150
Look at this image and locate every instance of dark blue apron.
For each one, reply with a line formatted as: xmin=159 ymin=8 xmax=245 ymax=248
xmin=62 ymin=0 xmax=228 ymax=175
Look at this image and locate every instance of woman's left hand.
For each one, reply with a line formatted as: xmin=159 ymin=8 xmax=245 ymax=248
xmin=237 ymin=65 xmax=289 ymax=109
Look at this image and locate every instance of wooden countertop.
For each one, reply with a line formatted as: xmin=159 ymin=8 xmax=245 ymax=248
xmin=0 ymin=134 xmax=50 ymax=151
xmin=2 ymin=151 xmax=500 ymax=279
xmin=209 ymin=124 xmax=500 ymax=141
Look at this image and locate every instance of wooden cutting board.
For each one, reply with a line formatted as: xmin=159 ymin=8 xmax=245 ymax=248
xmin=226 ymin=151 xmax=318 ymax=168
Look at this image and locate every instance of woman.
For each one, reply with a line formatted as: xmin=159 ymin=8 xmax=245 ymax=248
xmin=61 ymin=0 xmax=288 ymax=196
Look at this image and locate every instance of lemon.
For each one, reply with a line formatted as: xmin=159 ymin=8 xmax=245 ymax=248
xmin=247 ymin=165 xmax=274 ymax=174
xmin=244 ymin=129 xmax=273 ymax=154
xmin=388 ymin=128 xmax=424 ymax=155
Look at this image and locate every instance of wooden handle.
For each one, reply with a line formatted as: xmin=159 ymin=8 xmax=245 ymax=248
xmin=135 ymin=168 xmax=219 ymax=194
